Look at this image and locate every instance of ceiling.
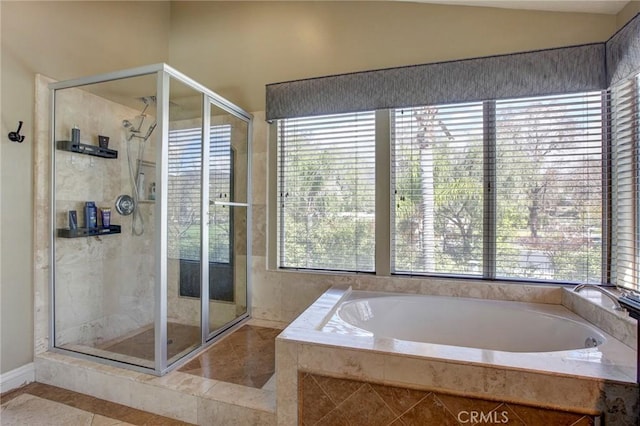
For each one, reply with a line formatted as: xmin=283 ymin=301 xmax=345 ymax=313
xmin=406 ymin=1 xmax=630 ymax=15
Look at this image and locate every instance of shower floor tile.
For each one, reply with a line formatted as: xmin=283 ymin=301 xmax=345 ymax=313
xmin=179 ymin=325 xmax=281 ymax=388
xmin=102 ymin=322 xmax=201 ymax=361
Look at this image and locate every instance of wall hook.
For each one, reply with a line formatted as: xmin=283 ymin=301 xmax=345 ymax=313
xmin=8 ymin=121 xmax=25 ymax=143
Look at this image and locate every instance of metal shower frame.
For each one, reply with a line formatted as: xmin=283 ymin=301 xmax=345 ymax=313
xmin=48 ymin=63 xmax=253 ymax=376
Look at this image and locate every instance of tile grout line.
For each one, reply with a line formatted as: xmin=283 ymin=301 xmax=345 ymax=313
xmin=389 ymin=391 xmax=432 ymax=424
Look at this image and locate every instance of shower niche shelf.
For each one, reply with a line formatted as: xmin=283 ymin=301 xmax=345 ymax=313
xmin=57 ymin=225 xmax=121 ymax=238
xmin=57 ymin=140 xmax=118 ymax=159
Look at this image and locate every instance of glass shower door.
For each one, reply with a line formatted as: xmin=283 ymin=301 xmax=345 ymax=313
xmin=207 ymin=101 xmax=249 ymax=337
xmin=164 ymin=78 xmax=204 ymax=367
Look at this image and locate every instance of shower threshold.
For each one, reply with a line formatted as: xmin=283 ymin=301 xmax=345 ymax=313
xmin=179 ymin=325 xmax=280 ymax=389
xmin=35 ymin=320 xmax=282 ymax=424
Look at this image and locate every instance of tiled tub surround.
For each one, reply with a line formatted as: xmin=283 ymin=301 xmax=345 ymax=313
xmin=276 ymin=287 xmax=638 ymax=425
xmin=299 ymin=372 xmax=600 ymax=425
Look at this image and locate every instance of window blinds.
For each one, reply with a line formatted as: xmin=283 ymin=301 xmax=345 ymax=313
xmin=277 ymin=112 xmax=376 ymax=272
xmin=392 ymin=103 xmax=484 ymax=275
xmin=167 ymin=125 xmax=232 ymax=262
xmin=168 ymin=127 xmax=202 ymax=261
xmin=208 ymin=125 xmax=233 ymax=263
xmin=495 ymin=92 xmax=603 ymax=283
xmin=611 ymin=75 xmax=639 ymax=291
xmin=390 ymin=93 xmax=604 ymax=283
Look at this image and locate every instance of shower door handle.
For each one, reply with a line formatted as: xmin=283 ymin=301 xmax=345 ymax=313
xmin=210 ymin=201 xmax=249 ymax=207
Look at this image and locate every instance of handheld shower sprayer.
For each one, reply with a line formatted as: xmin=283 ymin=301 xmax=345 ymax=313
xmin=123 ymin=95 xmax=158 ymax=236
xmin=144 ymin=122 xmax=157 ymax=141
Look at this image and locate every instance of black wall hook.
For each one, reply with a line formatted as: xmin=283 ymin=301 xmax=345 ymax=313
xmin=8 ymin=121 xmax=25 ymax=143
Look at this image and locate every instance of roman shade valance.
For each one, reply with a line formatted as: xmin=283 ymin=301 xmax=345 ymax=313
xmin=266 ymin=13 xmax=640 ymax=121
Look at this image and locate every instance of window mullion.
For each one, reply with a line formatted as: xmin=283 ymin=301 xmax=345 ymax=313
xmin=483 ymin=100 xmax=497 ymax=279
xmin=376 ymin=109 xmax=391 ymax=276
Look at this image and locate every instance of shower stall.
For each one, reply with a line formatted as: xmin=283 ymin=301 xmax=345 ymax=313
xmin=49 ymin=64 xmax=251 ymax=375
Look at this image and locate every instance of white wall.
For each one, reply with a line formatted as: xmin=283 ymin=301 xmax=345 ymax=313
xmin=1 ymin=0 xmax=170 ymax=374
xmin=617 ymin=1 xmax=640 ymax=28
xmin=2 ymin=0 xmax=635 ymax=375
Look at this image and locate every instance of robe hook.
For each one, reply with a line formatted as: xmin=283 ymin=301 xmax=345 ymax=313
xmin=8 ymin=121 xmax=25 ymax=143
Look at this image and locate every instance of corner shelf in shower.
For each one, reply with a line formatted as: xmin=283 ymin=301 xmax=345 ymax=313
xmin=57 ymin=225 xmax=121 ymax=238
xmin=57 ymin=140 xmax=118 ymax=159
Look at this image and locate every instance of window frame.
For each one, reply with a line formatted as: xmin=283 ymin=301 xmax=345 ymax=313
xmin=276 ymin=111 xmax=377 ymax=273
xmin=271 ymin=90 xmax=611 ymax=287
xmin=611 ymin=74 xmax=640 ymax=292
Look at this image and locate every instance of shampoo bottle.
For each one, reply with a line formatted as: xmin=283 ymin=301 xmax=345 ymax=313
xmin=85 ymin=201 xmax=97 ymax=228
xmin=72 ymin=125 xmax=80 ymax=144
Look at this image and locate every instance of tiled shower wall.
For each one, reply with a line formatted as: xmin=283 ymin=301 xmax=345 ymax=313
xmin=38 ymin=76 xmax=156 ymax=349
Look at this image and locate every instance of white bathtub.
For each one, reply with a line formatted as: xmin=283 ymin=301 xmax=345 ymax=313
xmin=281 ymin=288 xmax=638 ymax=424
xmin=323 ymin=292 xmax=607 ymax=353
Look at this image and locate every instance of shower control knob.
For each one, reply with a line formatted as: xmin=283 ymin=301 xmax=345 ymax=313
xmin=115 ymin=194 xmax=136 ymax=216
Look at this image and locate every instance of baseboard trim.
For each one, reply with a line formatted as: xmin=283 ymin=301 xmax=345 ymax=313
xmin=0 ymin=362 xmax=35 ymax=394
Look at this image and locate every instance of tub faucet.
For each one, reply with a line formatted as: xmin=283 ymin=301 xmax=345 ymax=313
xmin=573 ymin=284 xmax=625 ymax=312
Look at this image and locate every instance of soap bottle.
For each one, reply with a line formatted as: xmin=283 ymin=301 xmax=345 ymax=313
xmin=85 ymin=201 xmax=97 ymax=228
xmin=72 ymin=125 xmax=80 ymax=144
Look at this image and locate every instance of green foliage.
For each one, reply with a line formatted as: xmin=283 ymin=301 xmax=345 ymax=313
xmin=280 ymin=134 xmax=375 ymax=271
xmin=280 ymin=100 xmax=602 ymax=283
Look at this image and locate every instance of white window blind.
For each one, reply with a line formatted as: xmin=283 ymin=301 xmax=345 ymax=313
xmin=277 ymin=112 xmax=376 ymax=272
xmin=495 ymin=92 xmax=603 ymax=283
xmin=167 ymin=125 xmax=232 ymax=262
xmin=208 ymin=125 xmax=233 ymax=263
xmin=392 ymin=103 xmax=484 ymax=275
xmin=611 ymin=75 xmax=639 ymax=291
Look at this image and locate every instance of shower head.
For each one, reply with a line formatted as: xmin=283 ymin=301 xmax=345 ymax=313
xmin=122 ymin=119 xmax=134 ymax=128
xmin=139 ymin=95 xmax=157 ymax=105
xmin=134 ymin=96 xmax=156 ymax=118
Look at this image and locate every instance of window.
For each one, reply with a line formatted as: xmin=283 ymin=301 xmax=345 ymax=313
xmin=277 ymin=112 xmax=376 ymax=272
xmin=168 ymin=126 xmax=203 ymax=261
xmin=208 ymin=125 xmax=233 ymax=263
xmin=276 ymin=92 xmax=606 ymax=284
xmin=612 ymin=73 xmax=640 ymax=291
xmin=390 ymin=93 xmax=603 ymax=282
xmin=495 ymin=93 xmax=603 ymax=283
xmin=392 ymin=103 xmax=484 ymax=275
xmin=168 ymin=125 xmax=232 ymax=262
